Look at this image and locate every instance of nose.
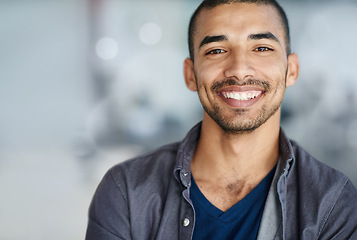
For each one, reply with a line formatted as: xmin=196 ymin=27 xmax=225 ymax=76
xmin=223 ymin=50 xmax=255 ymax=81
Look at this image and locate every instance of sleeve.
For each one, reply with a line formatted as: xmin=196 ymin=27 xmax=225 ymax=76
xmin=85 ymin=169 xmax=131 ymax=240
xmin=318 ymin=179 xmax=357 ymax=240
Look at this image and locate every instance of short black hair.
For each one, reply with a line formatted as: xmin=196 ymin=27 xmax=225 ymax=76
xmin=188 ymin=0 xmax=291 ymax=61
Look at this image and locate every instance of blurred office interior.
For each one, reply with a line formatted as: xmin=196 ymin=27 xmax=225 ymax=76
xmin=1 ymin=0 xmax=357 ymax=239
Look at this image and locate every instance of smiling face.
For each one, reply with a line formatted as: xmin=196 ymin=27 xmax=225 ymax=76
xmin=184 ymin=3 xmax=299 ymax=134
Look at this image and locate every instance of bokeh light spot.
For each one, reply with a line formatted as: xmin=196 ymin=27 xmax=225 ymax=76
xmin=95 ymin=37 xmax=118 ymax=60
xmin=139 ymin=22 xmax=162 ymax=46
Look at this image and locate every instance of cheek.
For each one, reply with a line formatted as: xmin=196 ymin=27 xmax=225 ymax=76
xmin=195 ymin=61 xmax=225 ymax=86
xmin=195 ymin=65 xmax=214 ymax=88
xmin=258 ymin=60 xmax=287 ymax=82
xmin=256 ymin=56 xmax=284 ymax=70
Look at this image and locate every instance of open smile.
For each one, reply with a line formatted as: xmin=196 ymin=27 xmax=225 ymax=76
xmin=217 ymin=88 xmax=264 ymax=108
xmin=221 ymin=90 xmax=262 ymax=101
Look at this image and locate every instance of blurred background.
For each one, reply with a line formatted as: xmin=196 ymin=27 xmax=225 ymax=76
xmin=1 ymin=0 xmax=357 ymax=239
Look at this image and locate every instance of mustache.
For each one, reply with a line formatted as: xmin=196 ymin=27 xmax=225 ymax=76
xmin=211 ymin=78 xmax=271 ymax=92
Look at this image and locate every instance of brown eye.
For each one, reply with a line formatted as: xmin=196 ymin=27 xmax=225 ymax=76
xmin=254 ymin=47 xmax=271 ymax=52
xmin=206 ymin=49 xmax=226 ymax=55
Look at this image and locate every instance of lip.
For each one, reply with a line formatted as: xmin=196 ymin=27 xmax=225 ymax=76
xmin=217 ymin=87 xmax=265 ymax=108
xmin=216 ymin=85 xmax=265 ymax=93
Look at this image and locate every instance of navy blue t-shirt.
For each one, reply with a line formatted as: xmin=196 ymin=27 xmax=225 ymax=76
xmin=190 ymin=167 xmax=276 ymax=240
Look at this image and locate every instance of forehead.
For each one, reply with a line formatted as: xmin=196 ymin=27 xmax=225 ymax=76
xmin=194 ymin=3 xmax=285 ymax=46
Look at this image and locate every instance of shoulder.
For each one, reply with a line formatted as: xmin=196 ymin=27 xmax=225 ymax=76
xmin=89 ymin=142 xmax=182 ymax=217
xmin=110 ymin=142 xmax=180 ymax=173
xmin=288 ymin=140 xmax=357 ymax=238
xmin=87 ymin=137 xmax=193 ymax=239
xmin=106 ymin=142 xmax=181 ymax=190
xmin=289 ymin=140 xmax=354 ymax=197
xmin=290 ymin=140 xmax=350 ymax=187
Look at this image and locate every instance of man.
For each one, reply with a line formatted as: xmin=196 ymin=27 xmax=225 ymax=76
xmin=86 ymin=0 xmax=357 ymax=239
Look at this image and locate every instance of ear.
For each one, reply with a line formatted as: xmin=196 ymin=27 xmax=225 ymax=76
xmin=286 ymin=53 xmax=299 ymax=87
xmin=183 ymin=58 xmax=197 ymax=91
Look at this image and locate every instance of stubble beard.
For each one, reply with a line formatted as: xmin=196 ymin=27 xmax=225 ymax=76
xmin=198 ymin=77 xmax=286 ymax=135
xmin=203 ymin=99 xmax=282 ymax=135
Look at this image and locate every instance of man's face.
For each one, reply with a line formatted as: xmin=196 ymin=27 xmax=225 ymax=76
xmin=184 ymin=3 xmax=298 ymax=134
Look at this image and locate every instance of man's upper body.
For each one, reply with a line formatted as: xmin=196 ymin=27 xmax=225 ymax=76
xmin=86 ymin=0 xmax=357 ymax=239
xmin=86 ymin=122 xmax=357 ymax=239
xmin=183 ymin=0 xmax=299 ymax=215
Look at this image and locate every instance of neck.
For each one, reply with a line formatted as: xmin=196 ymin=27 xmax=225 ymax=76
xmin=191 ymin=111 xmax=280 ymax=184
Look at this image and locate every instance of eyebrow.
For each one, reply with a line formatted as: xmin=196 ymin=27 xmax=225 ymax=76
xmin=198 ymin=32 xmax=281 ymax=49
xmin=248 ymin=32 xmax=280 ymax=43
xmin=199 ymin=35 xmax=228 ymax=48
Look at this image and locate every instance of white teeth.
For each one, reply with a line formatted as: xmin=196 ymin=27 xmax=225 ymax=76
xmin=233 ymin=92 xmax=240 ymax=100
xmin=223 ymin=91 xmax=261 ymax=101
